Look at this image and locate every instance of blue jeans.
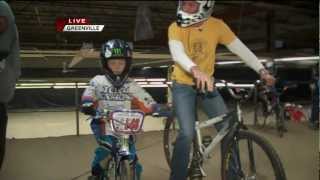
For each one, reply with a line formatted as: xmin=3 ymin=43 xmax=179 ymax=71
xmin=170 ymin=82 xmax=237 ymax=180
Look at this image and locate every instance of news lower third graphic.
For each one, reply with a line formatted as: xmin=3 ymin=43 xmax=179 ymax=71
xmin=55 ymin=17 xmax=105 ymax=32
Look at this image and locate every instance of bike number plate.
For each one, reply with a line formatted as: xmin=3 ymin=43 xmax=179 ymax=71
xmin=110 ymin=110 xmax=145 ymax=134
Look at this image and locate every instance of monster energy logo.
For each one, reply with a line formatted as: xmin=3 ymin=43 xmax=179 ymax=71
xmin=112 ymin=48 xmax=122 ymax=55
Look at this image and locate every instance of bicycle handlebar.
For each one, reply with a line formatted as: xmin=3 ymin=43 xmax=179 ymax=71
xmin=215 ymin=79 xmax=255 ymax=101
xmin=188 ymin=79 xmax=255 ymax=101
xmin=87 ymin=107 xmax=173 ymax=119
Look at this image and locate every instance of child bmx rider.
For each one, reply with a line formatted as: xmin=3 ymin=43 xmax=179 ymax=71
xmin=81 ymin=39 xmax=156 ymax=180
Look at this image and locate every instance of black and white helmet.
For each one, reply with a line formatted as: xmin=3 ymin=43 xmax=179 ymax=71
xmin=100 ymin=39 xmax=133 ymax=89
xmin=177 ymin=0 xmax=215 ymax=27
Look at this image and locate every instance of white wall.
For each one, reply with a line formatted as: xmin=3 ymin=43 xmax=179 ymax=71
xmin=6 ymin=111 xmax=167 ymax=139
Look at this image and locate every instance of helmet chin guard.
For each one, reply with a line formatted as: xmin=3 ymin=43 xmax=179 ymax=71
xmin=177 ymin=0 xmax=215 ymax=27
xmin=104 ymin=73 xmax=128 ymax=90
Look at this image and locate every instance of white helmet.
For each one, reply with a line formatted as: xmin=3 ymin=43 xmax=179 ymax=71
xmin=177 ymin=0 xmax=215 ymax=27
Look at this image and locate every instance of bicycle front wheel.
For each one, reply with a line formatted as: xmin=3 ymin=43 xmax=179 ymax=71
xmin=119 ymin=160 xmax=135 ymax=180
xmin=104 ymin=159 xmax=136 ymax=180
xmin=221 ymin=130 xmax=286 ymax=180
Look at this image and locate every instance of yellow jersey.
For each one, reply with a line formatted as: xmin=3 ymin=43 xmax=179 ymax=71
xmin=168 ymin=17 xmax=236 ymax=85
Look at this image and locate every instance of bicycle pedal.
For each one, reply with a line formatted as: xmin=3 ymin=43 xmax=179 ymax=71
xmin=190 ymin=177 xmax=203 ymax=180
xmin=189 ymin=166 xmax=207 ymax=178
xmin=190 ymin=170 xmax=202 ymax=178
xmin=190 ymin=174 xmax=202 ymax=178
xmin=202 ymin=135 xmax=212 ymax=147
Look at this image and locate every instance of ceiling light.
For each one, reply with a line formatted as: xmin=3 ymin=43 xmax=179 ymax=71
xmin=146 ymin=78 xmax=166 ymax=81
xmin=160 ymin=65 xmax=169 ymax=68
xmin=134 ymin=78 xmax=147 ymax=82
xmin=140 ymin=84 xmax=168 ymax=88
xmin=142 ymin=66 xmax=152 ymax=70
xmin=274 ymin=56 xmax=319 ymax=62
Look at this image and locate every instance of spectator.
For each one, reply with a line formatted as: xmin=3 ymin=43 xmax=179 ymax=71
xmin=0 ymin=0 xmax=21 ymax=170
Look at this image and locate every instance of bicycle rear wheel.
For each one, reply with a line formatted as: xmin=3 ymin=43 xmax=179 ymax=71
xmin=221 ymin=130 xmax=286 ymax=180
xmin=254 ymin=101 xmax=269 ymax=127
xmin=275 ymin=105 xmax=286 ymax=137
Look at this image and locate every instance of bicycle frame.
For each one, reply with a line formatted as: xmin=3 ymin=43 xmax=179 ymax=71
xmin=194 ymin=98 xmax=243 ymax=162
xmin=195 ymin=114 xmax=227 ymax=159
xmin=118 ymin=134 xmax=131 ymax=156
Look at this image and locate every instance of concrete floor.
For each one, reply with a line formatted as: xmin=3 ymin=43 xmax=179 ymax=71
xmin=0 ymin=109 xmax=318 ymax=180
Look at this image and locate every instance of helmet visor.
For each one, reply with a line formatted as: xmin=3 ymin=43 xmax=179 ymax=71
xmin=179 ymin=1 xmax=200 ymax=14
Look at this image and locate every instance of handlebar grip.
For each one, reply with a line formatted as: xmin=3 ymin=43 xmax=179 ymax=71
xmin=152 ymin=110 xmax=173 ymax=118
xmin=151 ymin=104 xmax=173 ymax=118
